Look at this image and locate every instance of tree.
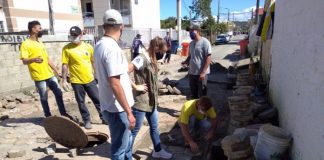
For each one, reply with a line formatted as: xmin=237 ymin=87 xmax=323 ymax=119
xmin=161 ymin=17 xmax=177 ymax=29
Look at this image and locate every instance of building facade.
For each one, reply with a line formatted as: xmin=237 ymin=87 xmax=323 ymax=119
xmin=1 ymin=0 xmax=83 ymax=34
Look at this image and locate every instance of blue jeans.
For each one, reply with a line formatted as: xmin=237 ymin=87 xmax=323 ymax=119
xmin=126 ymin=107 xmax=161 ymax=155
xmin=189 ymin=115 xmax=211 ymax=135
xmin=102 ymin=111 xmax=132 ymax=160
xmin=71 ymin=80 xmax=103 ymax=122
xmin=34 ymin=76 xmax=69 ymax=117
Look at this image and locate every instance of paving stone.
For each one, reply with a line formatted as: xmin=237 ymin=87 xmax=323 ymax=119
xmin=7 ymin=148 xmax=26 ymax=158
xmin=3 ymin=102 xmax=16 ymax=109
xmin=173 ymin=153 xmax=192 ymax=160
xmin=1 ymin=138 xmax=18 ymax=144
xmin=167 ymin=146 xmax=185 ymax=153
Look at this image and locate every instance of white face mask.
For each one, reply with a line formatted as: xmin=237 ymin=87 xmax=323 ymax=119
xmin=198 ymin=109 xmax=206 ymax=115
xmin=69 ymin=35 xmax=81 ymax=44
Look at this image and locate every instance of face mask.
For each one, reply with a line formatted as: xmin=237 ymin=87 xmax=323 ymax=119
xmin=71 ymin=36 xmax=81 ymax=44
xmin=156 ymin=52 xmax=163 ymax=60
xmin=190 ymin=31 xmax=196 ymax=40
xmin=198 ymin=109 xmax=206 ymax=115
xmin=37 ymin=31 xmax=43 ymax=38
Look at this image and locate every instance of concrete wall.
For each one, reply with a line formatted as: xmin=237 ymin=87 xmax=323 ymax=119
xmin=261 ymin=39 xmax=272 ymax=84
xmin=0 ymin=35 xmax=94 ymax=95
xmin=269 ymin=0 xmax=324 ymax=159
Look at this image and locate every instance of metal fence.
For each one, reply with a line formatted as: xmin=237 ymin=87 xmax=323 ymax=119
xmin=85 ymin=26 xmax=189 ymax=48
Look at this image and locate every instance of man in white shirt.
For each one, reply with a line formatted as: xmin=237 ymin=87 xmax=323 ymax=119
xmin=94 ymin=9 xmax=135 ymax=160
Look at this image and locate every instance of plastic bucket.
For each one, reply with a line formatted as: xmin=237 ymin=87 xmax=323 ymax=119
xmin=239 ymin=40 xmax=249 ymax=56
xmin=254 ymin=124 xmax=291 ymax=160
xmin=181 ymin=42 xmax=189 ymax=56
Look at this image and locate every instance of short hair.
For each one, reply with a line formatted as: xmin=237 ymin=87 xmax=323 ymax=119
xmin=198 ymin=96 xmax=213 ymax=111
xmin=28 ymin=21 xmax=41 ymax=33
xmin=103 ymin=23 xmax=122 ymax=31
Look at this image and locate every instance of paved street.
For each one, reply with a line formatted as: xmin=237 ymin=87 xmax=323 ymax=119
xmin=0 ymin=35 xmax=245 ymax=160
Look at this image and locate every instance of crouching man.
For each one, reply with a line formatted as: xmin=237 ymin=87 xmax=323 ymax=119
xmin=178 ymin=96 xmax=217 ymax=153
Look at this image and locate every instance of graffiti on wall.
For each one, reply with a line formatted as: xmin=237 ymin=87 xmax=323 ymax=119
xmin=0 ymin=35 xmax=29 ymax=44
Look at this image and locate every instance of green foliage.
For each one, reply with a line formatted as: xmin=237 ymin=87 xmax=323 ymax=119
xmin=190 ymin=0 xmax=212 ymax=18
xmin=161 ymin=17 xmax=177 ymax=29
xmin=161 ymin=16 xmax=191 ymax=29
xmin=216 ymin=23 xmax=227 ymax=34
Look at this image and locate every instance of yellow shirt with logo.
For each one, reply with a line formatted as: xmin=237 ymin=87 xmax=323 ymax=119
xmin=62 ymin=42 xmax=94 ymax=84
xmin=179 ymin=99 xmax=217 ymax=125
xmin=20 ymin=39 xmax=54 ymax=81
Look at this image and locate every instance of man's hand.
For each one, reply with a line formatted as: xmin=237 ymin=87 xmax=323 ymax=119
xmin=61 ymin=80 xmax=70 ymax=92
xmin=127 ymin=112 xmax=136 ymax=130
xmin=189 ymin=141 xmax=199 ymax=153
xmin=204 ymin=131 xmax=213 ymax=141
xmin=34 ymin=56 xmax=43 ymax=63
xmin=199 ymin=72 xmax=206 ymax=80
xmin=134 ymin=84 xmax=148 ymax=92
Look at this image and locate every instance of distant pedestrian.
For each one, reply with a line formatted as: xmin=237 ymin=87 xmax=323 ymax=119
xmin=20 ymin=21 xmax=74 ymax=120
xmin=178 ymin=96 xmax=217 ymax=153
xmin=163 ymin=32 xmax=172 ymax=63
xmin=94 ymin=9 xmax=135 ymax=160
xmin=132 ymin=34 xmax=145 ymax=59
xmin=182 ymin=24 xmax=212 ymax=99
xmin=61 ymin=26 xmax=104 ymax=130
xmin=126 ymin=37 xmax=172 ymax=159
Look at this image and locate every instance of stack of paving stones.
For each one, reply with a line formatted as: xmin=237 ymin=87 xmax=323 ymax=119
xmin=221 ymin=135 xmax=255 ymax=160
xmin=236 ymin=73 xmax=254 ymax=86
xmin=227 ymin=96 xmax=252 ymax=134
xmin=158 ymin=78 xmax=181 ymax=95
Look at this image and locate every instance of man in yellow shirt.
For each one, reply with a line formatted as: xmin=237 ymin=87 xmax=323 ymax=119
xmin=178 ymin=96 xmax=217 ymax=153
xmin=61 ymin=26 xmax=103 ymax=129
xmin=20 ymin=21 xmax=73 ymax=119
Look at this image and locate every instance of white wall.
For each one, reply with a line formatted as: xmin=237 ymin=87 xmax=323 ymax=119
xmin=93 ymin=0 xmax=110 ymax=27
xmin=13 ymin=0 xmax=49 ymax=11
xmin=130 ymin=0 xmax=160 ymax=29
xmin=269 ymin=0 xmax=324 ymax=159
xmin=0 ymin=8 xmax=8 ymax=32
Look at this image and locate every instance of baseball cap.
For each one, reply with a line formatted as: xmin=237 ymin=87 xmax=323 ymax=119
xmin=69 ymin=26 xmax=82 ymax=36
xmin=103 ymin=9 xmax=123 ymax=25
xmin=186 ymin=24 xmax=201 ymax=31
xmin=136 ymin=34 xmax=141 ymax=37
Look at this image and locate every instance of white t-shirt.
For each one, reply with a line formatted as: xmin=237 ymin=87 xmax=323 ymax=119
xmin=94 ymin=36 xmax=134 ymax=112
xmin=131 ymin=51 xmax=151 ymax=70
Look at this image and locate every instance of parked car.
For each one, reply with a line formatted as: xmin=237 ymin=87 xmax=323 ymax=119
xmin=216 ymin=34 xmax=229 ymax=44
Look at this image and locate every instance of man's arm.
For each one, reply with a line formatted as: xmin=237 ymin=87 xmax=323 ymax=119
xmin=180 ymin=122 xmax=199 ymax=153
xmin=200 ymin=54 xmax=211 ymax=74
xmin=48 ymin=58 xmax=59 ymax=76
xmin=205 ymin=118 xmax=217 ymax=140
xmin=110 ymin=76 xmax=136 ymax=129
xmin=21 ymin=57 xmax=41 ymax=65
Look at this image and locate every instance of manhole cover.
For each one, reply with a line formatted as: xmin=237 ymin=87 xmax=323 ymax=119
xmin=44 ymin=116 xmax=88 ymax=149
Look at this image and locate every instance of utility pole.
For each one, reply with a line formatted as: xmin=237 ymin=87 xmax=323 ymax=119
xmin=108 ymin=0 xmax=111 ymax=9
xmin=177 ymin=0 xmax=181 ymax=43
xmin=225 ymin=8 xmax=230 ymax=32
xmin=217 ymin=0 xmax=220 ymax=24
xmin=255 ymin=0 xmax=260 ymax=24
xmin=48 ymin=0 xmax=54 ymax=35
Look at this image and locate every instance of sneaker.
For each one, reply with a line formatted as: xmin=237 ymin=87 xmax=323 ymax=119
xmin=84 ymin=121 xmax=92 ymax=129
xmin=152 ymin=149 xmax=172 ymax=159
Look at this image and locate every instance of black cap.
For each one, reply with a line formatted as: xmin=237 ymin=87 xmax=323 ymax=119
xmin=136 ymin=34 xmax=142 ymax=37
xmin=69 ymin=26 xmax=82 ymax=36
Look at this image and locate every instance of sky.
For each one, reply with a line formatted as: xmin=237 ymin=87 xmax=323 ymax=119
xmin=160 ymin=0 xmax=265 ymax=21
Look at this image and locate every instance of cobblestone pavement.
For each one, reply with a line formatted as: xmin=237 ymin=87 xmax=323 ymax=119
xmin=0 ymin=38 xmax=241 ymax=159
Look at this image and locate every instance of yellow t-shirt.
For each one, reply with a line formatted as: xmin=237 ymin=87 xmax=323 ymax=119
xmin=20 ymin=39 xmax=54 ymax=81
xmin=179 ymin=99 xmax=217 ymax=125
xmin=62 ymin=42 xmax=94 ymax=84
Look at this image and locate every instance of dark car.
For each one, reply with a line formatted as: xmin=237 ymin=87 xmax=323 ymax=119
xmin=216 ymin=35 xmax=229 ymax=44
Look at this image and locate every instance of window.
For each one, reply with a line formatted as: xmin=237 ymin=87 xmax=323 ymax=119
xmin=0 ymin=21 xmax=4 ymax=32
xmin=86 ymin=2 xmax=93 ymax=12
